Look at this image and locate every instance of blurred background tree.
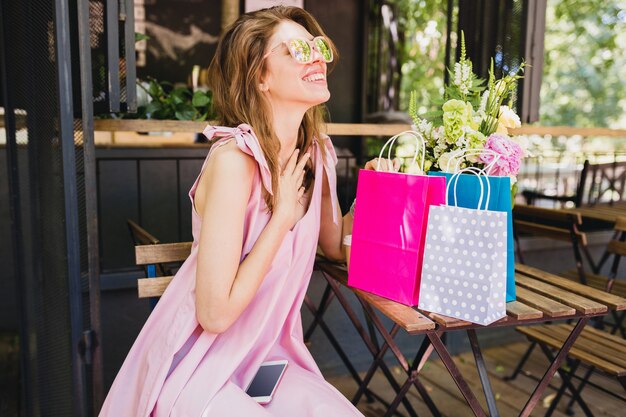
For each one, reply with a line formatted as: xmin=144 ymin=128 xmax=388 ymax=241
xmin=539 ymin=0 xmax=626 ymax=128
xmin=393 ymin=0 xmax=625 ymax=128
xmin=396 ymin=0 xmax=452 ymax=117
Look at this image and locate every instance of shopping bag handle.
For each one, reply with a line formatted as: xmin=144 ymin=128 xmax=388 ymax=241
xmin=446 ymin=166 xmax=491 ymax=210
xmin=376 ymin=130 xmax=426 ymax=174
xmin=446 ymin=148 xmax=501 ymax=175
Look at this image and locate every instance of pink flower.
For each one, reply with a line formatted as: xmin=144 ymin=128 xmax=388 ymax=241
xmin=479 ymin=134 xmax=523 ymax=176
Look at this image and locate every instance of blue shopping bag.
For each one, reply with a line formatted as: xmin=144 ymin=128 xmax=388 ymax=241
xmin=428 ymin=172 xmax=516 ymax=302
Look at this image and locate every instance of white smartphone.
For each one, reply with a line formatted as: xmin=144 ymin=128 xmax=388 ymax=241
xmin=245 ymin=359 xmax=288 ymax=405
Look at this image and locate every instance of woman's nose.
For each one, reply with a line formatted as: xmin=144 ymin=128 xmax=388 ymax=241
xmin=310 ymin=46 xmax=324 ymax=63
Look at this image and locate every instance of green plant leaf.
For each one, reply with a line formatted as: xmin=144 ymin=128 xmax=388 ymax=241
xmin=135 ymin=32 xmax=150 ymax=42
xmin=175 ymin=103 xmax=196 ymax=120
xmin=194 ymin=112 xmax=208 ymax=122
xmin=192 ymin=91 xmax=211 ymax=107
xmin=148 ymin=80 xmax=163 ymax=99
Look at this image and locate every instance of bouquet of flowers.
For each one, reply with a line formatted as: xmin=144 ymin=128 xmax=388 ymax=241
xmin=408 ymin=33 xmax=529 ymax=184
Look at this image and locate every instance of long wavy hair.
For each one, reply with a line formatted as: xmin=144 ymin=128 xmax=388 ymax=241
xmin=208 ymin=6 xmax=338 ymax=211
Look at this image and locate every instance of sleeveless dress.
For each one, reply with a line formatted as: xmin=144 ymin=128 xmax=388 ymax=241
xmin=98 ymin=124 xmax=363 ymax=417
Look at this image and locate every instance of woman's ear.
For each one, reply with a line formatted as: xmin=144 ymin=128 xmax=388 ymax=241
xmin=259 ymin=82 xmax=269 ymax=92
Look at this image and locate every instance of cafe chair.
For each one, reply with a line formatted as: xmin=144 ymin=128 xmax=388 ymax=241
xmin=511 ymin=211 xmax=626 ymax=415
xmin=523 ymin=159 xmax=626 ymax=208
xmin=507 ymin=205 xmax=590 ymax=382
xmin=127 ymin=219 xmax=190 ymax=305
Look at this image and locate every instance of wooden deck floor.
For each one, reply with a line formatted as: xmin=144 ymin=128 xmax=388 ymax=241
xmin=328 ymin=342 xmax=625 ymax=417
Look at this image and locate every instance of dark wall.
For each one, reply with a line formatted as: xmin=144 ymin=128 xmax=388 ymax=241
xmin=137 ymin=1 xmax=365 ymax=125
xmin=0 ymin=150 xmax=18 ymax=330
xmin=138 ymin=0 xmax=221 ymax=84
xmin=306 ymin=0 xmax=365 ymax=124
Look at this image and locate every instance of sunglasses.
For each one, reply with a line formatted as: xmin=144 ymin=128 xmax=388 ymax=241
xmin=264 ymin=36 xmax=333 ymax=64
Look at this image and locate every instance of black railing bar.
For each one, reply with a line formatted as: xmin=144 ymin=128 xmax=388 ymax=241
xmin=136 ymin=159 xmax=142 ymax=226
xmin=176 ymin=159 xmax=182 ymax=242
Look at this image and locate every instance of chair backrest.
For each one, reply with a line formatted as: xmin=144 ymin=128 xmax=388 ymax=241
xmin=513 ymin=205 xmax=586 ymax=245
xmin=604 ymin=217 xmax=626 ymax=294
xmin=127 ymin=219 xmax=161 ymax=245
xmin=126 ymin=219 xmax=192 ymax=298
xmin=585 ymin=160 xmax=626 ymax=206
xmin=135 ymin=242 xmax=192 ymax=265
xmin=513 ymin=204 xmax=589 ymax=283
xmin=135 ymin=242 xmax=192 ymax=299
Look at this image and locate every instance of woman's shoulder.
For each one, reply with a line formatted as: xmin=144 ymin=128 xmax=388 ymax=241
xmin=207 ymin=140 xmax=256 ymax=177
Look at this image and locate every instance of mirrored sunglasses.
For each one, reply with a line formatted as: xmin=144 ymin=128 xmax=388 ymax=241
xmin=264 ymin=36 xmax=333 ymax=64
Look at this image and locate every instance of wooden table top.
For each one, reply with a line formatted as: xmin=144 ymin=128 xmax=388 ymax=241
xmin=316 ymin=261 xmax=626 ymax=335
xmin=565 ymin=202 xmax=626 ymax=224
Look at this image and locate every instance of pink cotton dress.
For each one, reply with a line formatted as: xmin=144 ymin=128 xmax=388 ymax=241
xmin=98 ymin=124 xmax=363 ymax=417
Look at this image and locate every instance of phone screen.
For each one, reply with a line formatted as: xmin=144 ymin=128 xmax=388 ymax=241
xmin=245 ymin=363 xmax=287 ymax=398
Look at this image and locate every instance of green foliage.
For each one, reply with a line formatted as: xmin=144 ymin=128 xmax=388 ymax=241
xmin=132 ymin=78 xmax=214 ymax=121
xmin=135 ymin=32 xmax=150 ymax=42
xmin=539 ymin=0 xmax=626 ymax=127
xmin=398 ymin=0 xmax=626 ymax=129
xmin=395 ymin=0 xmax=450 ymax=116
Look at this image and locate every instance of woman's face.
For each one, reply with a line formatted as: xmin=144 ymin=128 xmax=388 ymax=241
xmin=261 ymin=20 xmax=331 ymax=111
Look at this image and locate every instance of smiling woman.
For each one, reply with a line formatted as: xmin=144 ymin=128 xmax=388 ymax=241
xmin=97 ymin=6 xmax=378 ymax=417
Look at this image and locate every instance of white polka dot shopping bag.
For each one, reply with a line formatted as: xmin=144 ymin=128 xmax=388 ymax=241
xmin=418 ymin=167 xmax=508 ymax=325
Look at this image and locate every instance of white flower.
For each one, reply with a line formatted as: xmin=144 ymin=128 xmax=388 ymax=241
xmin=498 ymin=105 xmax=521 ymax=129
xmin=438 ymin=151 xmax=461 ymax=172
xmin=454 ymin=62 xmax=472 ymax=95
xmin=494 ymin=80 xmax=507 ymax=97
xmin=479 ymin=90 xmax=490 ymax=113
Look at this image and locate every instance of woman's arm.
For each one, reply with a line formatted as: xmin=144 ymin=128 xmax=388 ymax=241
xmin=317 ymin=169 xmax=350 ymax=262
xmin=317 ymin=156 xmax=401 ymax=261
xmin=194 ymin=142 xmax=309 ymax=333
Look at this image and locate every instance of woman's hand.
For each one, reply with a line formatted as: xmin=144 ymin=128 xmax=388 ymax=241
xmin=273 ymin=149 xmax=310 ymax=229
xmin=364 ymin=157 xmax=402 ymax=172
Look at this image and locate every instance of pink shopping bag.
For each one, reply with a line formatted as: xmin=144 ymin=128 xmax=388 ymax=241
xmin=348 ymin=131 xmax=446 ymax=306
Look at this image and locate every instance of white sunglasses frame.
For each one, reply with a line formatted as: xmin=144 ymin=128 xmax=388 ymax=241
xmin=263 ymin=36 xmax=333 ymax=64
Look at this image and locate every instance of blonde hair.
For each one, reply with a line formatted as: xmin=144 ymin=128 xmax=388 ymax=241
xmin=208 ymin=6 xmax=338 ymax=211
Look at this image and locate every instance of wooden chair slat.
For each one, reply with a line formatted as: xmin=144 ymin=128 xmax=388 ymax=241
xmin=546 ymin=325 xmax=626 ymax=369
xmin=127 ymin=219 xmax=160 ymax=245
xmin=560 ymin=270 xmax=626 ymax=298
xmin=615 ymin=216 xmax=626 ymax=232
xmin=517 ymin=326 xmax=626 ymax=377
xmin=138 ymin=276 xmax=173 ymax=298
xmin=515 ymin=286 xmax=576 ymax=317
xmin=135 ymin=242 xmax=192 ymax=265
xmin=566 ymin=204 xmax=626 ymax=224
xmin=505 ymin=301 xmax=543 ymax=320
xmin=571 ymin=324 xmax=626 ymax=355
xmin=515 ymin=275 xmax=608 ymax=314
xmin=607 ymin=240 xmax=626 ymax=257
xmin=514 ymin=205 xmax=582 ymax=224
xmin=517 ymin=264 xmax=626 ymax=310
xmin=316 ymin=261 xmax=436 ymax=334
xmin=513 ymin=221 xmax=577 ymax=243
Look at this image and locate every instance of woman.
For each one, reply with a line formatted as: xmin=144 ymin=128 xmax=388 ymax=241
xmin=99 ymin=6 xmax=395 ymax=417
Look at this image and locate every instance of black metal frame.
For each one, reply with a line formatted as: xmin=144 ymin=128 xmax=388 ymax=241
xmin=105 ymin=0 xmax=120 ymax=112
xmin=122 ymin=0 xmax=137 ymax=112
xmin=0 ymin=1 xmax=33 ymax=414
xmin=76 ymin=0 xmax=104 ymax=411
xmin=55 ymin=0 xmax=90 ymax=414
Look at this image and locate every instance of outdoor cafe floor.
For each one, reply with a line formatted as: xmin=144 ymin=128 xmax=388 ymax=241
xmin=328 ymin=340 xmax=625 ymax=417
xmin=1 ymin=336 xmax=624 ymax=416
